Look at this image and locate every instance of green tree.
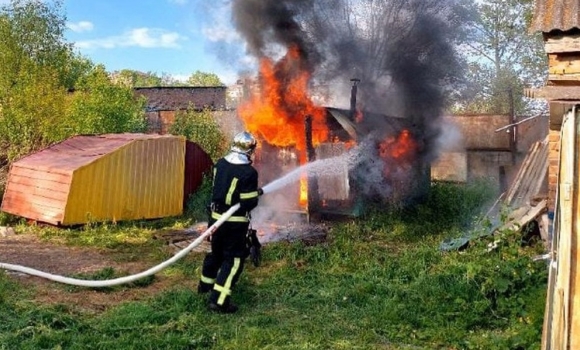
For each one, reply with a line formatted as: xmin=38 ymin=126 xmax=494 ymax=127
xmin=169 ymin=106 xmax=228 ymax=161
xmin=65 ymin=65 xmax=147 ymax=136
xmin=187 ymin=70 xmax=224 ymax=87
xmin=0 ymin=0 xmax=73 ymax=161
xmin=454 ymin=0 xmax=547 ymax=115
xmin=113 ymin=69 xmax=164 ymax=87
xmin=0 ymin=0 xmax=148 ymax=167
xmin=113 ymin=69 xmax=190 ymax=87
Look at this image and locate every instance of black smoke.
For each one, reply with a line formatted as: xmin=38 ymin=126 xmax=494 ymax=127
xmin=231 ymin=0 xmax=321 ymax=70
xmin=231 ymin=0 xmax=473 ymax=202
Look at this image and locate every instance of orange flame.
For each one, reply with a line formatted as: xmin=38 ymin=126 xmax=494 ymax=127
xmin=379 ymin=129 xmax=418 ymax=162
xmin=299 ymin=176 xmax=308 ymax=206
xmin=354 ymin=109 xmax=364 ymax=123
xmin=238 ymin=45 xmax=328 ymax=164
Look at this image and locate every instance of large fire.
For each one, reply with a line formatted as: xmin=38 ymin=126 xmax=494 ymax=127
xmin=378 ymin=129 xmax=418 ymax=176
xmin=379 ymin=129 xmax=417 ymax=161
xmin=237 ymin=45 xmax=419 ymax=208
xmin=238 ymin=45 xmax=328 ymax=164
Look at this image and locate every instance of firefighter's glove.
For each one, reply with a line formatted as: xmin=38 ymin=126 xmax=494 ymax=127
xmin=246 ymin=229 xmax=262 ymax=267
xmin=257 ymin=188 xmax=264 ymax=196
xmin=250 ymin=245 xmax=261 ymax=267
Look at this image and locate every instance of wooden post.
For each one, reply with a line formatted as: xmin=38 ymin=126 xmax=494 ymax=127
xmin=350 ymin=78 xmax=360 ymax=119
xmin=305 ymin=115 xmax=319 ymax=222
xmin=509 ymin=88 xmax=517 ymax=165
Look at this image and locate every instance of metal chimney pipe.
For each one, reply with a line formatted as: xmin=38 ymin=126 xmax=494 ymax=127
xmin=350 ymin=78 xmax=360 ymax=118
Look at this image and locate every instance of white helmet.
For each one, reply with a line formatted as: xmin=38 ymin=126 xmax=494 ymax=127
xmin=225 ymin=131 xmax=257 ymax=164
xmin=231 ymin=131 xmax=257 ymax=155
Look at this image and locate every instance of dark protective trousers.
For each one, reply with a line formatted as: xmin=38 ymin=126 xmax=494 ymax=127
xmin=200 ymin=220 xmax=249 ymax=306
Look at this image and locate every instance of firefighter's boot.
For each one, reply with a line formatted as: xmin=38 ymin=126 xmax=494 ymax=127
xmin=197 ymin=281 xmax=213 ymax=294
xmin=208 ymin=301 xmax=238 ymax=314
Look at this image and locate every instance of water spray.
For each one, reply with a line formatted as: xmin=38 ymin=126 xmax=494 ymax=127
xmin=0 ymin=149 xmax=360 ymax=287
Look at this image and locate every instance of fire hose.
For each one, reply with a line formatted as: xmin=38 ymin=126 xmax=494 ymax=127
xmin=0 ymin=202 xmax=246 ymax=288
xmin=0 ymin=150 xmax=354 ymax=287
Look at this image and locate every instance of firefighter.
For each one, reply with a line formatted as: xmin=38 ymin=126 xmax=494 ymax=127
xmin=198 ymin=131 xmax=263 ymax=313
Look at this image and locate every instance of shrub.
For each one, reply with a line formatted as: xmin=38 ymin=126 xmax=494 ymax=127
xmin=169 ymin=106 xmax=228 ymax=162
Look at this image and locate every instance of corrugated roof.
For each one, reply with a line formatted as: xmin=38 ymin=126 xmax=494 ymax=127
xmin=2 ymin=133 xmax=186 ymax=225
xmin=19 ymin=133 xmax=174 ymax=172
xmin=135 ymin=86 xmax=227 ymax=112
xmin=530 ymin=0 xmax=580 ymax=33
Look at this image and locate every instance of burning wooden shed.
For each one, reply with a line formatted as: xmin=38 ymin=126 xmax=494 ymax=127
xmin=235 ymin=46 xmax=428 ymax=221
xmin=1 ymin=134 xmax=191 ymax=226
xmin=251 ymin=106 xmax=422 ymax=220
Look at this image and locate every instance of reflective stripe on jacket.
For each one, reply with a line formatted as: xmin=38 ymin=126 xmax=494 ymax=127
xmin=211 ymin=157 xmax=259 ymax=218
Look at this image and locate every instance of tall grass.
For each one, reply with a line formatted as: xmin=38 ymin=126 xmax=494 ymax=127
xmin=0 ymin=181 xmax=548 ymax=349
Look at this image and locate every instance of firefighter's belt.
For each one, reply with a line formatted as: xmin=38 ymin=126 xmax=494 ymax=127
xmin=211 ymin=211 xmax=249 ymax=222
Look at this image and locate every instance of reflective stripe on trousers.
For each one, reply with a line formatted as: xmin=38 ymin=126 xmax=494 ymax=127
xmin=214 ymin=257 xmax=242 ymax=305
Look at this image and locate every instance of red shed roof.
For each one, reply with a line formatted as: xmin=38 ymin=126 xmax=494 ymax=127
xmin=18 ymin=133 xmax=173 ymax=172
xmin=530 ymin=0 xmax=580 ymax=33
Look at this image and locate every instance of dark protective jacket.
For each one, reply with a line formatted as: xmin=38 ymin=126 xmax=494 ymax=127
xmin=210 ymin=157 xmax=259 ymax=222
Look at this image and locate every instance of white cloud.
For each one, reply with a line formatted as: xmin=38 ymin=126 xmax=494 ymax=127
xmin=67 ymin=21 xmax=94 ymax=33
xmin=75 ymin=28 xmax=186 ymax=49
xmin=202 ymin=25 xmax=239 ymax=43
xmin=201 ymin=1 xmax=239 ymax=43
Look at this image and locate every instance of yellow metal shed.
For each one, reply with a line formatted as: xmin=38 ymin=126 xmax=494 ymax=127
xmin=1 ymin=133 xmax=185 ymax=225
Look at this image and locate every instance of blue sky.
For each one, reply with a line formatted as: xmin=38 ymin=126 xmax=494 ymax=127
xmin=61 ymin=0 xmax=247 ymax=84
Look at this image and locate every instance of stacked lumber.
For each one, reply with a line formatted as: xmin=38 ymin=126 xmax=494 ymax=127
xmin=502 ymin=135 xmax=550 ymax=242
xmin=440 ymin=136 xmax=550 ymax=251
xmin=505 ymin=135 xmax=549 ymax=209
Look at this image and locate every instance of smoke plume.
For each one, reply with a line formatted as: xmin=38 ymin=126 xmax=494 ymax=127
xmin=231 ymin=0 xmax=470 ymax=206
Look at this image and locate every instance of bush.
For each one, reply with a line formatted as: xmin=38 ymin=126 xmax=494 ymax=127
xmin=184 ymin=174 xmax=213 ymax=222
xmin=169 ymin=107 xmax=228 ymax=162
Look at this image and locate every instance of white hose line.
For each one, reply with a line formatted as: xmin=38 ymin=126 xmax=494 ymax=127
xmin=0 ymin=150 xmax=321 ymax=287
xmin=0 ymin=203 xmax=241 ymax=287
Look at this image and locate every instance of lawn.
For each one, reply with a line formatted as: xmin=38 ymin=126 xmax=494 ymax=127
xmin=0 ymin=182 xmax=548 ymax=349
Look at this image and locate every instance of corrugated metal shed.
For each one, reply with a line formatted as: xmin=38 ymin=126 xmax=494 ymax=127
xmin=183 ymin=141 xmax=213 ymax=206
xmin=530 ymin=0 xmax=580 ymax=33
xmin=1 ymin=133 xmax=185 ymax=225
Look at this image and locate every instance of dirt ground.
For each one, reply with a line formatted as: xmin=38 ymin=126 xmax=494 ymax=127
xmin=0 ymin=232 xmax=201 ymax=312
xmin=0 ymin=222 xmax=326 ymax=312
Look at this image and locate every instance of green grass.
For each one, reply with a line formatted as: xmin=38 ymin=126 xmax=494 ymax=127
xmin=0 ymin=181 xmax=548 ymax=349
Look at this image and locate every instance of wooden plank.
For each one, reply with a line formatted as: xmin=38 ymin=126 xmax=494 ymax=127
xmin=548 ymin=74 xmax=580 ymax=82
xmin=6 ymin=182 xmax=69 ymax=200
xmin=8 ymin=175 xmax=70 ymax=192
xmin=9 ymin=167 xmax=71 ymax=184
xmin=518 ymin=141 xmax=549 ymax=207
xmin=545 ymin=34 xmax=580 ymax=53
xmin=505 ymin=141 xmax=540 ymax=205
xmin=316 ymin=143 xmax=349 ymax=201
xmin=516 ymin=142 xmax=544 ymax=204
xmin=549 ymin=54 xmax=580 ymax=75
xmin=550 ymin=110 xmax=576 ymax=349
xmin=539 ymin=213 xmax=550 ymax=242
xmin=2 ymin=192 xmax=64 ymax=210
xmin=570 ymin=110 xmax=580 ymax=349
xmin=526 ymin=86 xmax=580 ymax=101
xmin=1 ymin=196 xmax=63 ymax=224
xmin=514 ymin=200 xmax=547 ymax=228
